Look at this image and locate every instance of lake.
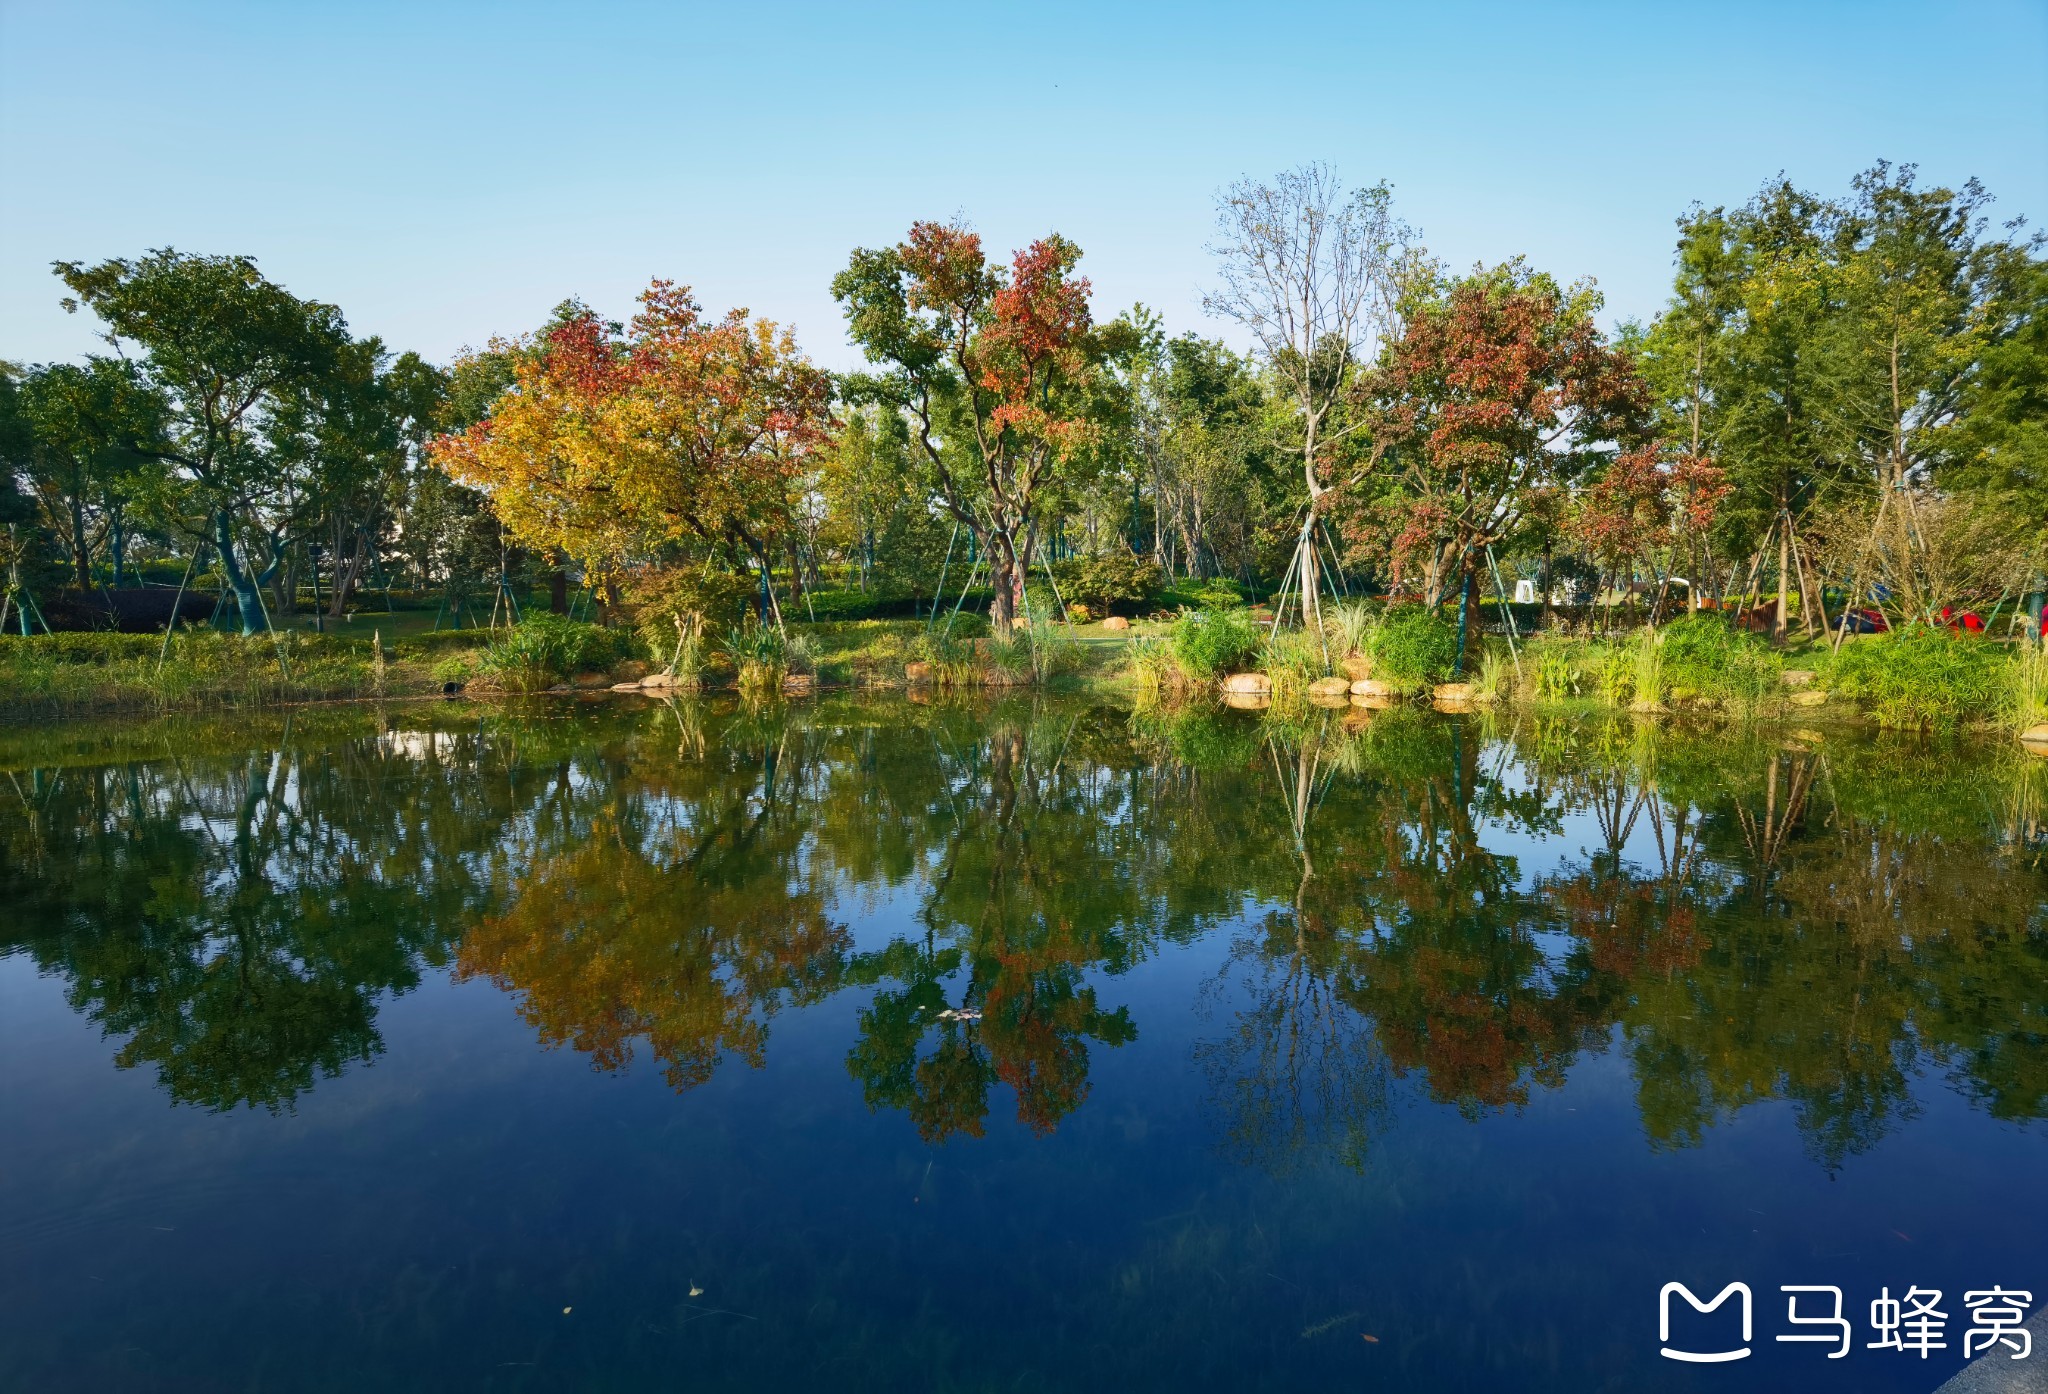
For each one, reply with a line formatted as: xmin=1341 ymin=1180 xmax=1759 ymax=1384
xmin=2 ymin=696 xmax=2043 ymax=1392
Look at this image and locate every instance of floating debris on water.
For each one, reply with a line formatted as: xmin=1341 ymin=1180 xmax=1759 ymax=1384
xmin=1300 ymin=1311 xmax=1358 ymax=1339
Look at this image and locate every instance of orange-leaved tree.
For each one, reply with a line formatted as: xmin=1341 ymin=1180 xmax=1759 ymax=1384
xmin=429 ymin=281 xmax=831 ymax=607
xmin=834 ymin=223 xmax=1127 ymax=632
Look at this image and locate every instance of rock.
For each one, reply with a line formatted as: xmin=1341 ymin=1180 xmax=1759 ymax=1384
xmin=1434 ymin=682 xmax=1476 ymax=703
xmin=1101 ymin=616 xmax=1131 ymax=631
xmin=1222 ymin=691 xmax=1271 ymax=710
xmin=571 ymin=672 xmax=611 ymax=690
xmin=1790 ymin=689 xmax=1829 ymax=707
xmin=639 ymin=671 xmax=679 ymax=688
xmin=2021 ymin=723 xmax=2048 ymax=747
xmin=904 ymin=661 xmax=934 ymax=683
xmin=1351 ymin=693 xmax=1396 ymax=710
xmin=1351 ymin=678 xmax=1398 ymax=698
xmin=1308 ymin=676 xmax=1352 ymax=697
xmin=1782 ymin=669 xmax=1816 ymax=689
xmin=613 ymin=659 xmax=652 ymax=681
xmin=610 ymin=681 xmax=646 ymax=692
xmin=781 ymin=672 xmax=815 ymax=693
xmin=1340 ymin=654 xmax=1373 ymax=682
xmin=1221 ymin=673 xmax=1272 ymax=695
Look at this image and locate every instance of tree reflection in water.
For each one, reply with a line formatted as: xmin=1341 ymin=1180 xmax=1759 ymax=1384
xmin=1 ymin=700 xmax=2042 ymax=1171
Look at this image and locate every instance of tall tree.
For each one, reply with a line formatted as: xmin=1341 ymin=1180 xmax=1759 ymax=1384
xmin=431 ymin=282 xmax=832 ymax=611
xmin=53 ymin=249 xmax=351 ymax=631
xmin=8 ymin=358 xmax=164 ymax=588
xmin=834 ymin=223 xmax=1126 ymax=632
xmin=1355 ymin=260 xmax=1648 ymax=644
xmin=1205 ymin=165 xmax=1414 ymax=623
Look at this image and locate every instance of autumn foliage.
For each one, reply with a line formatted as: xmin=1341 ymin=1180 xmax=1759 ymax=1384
xmin=428 ymin=281 xmax=831 ymax=592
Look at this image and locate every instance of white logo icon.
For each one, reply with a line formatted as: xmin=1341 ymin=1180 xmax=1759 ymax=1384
xmin=1661 ymin=1282 xmax=1754 ymax=1363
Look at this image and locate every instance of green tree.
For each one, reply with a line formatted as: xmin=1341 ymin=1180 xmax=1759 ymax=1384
xmin=53 ymin=249 xmax=352 ymax=632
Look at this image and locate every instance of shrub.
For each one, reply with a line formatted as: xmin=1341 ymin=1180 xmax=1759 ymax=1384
xmin=1822 ymin=625 xmax=2014 ymax=729
xmin=621 ymin=567 xmax=757 ymax=653
xmin=1325 ymin=600 xmax=1376 ymax=657
xmin=1365 ymin=604 xmax=1460 ymax=684
xmin=476 ymin=616 xmax=630 ymax=694
xmin=1654 ymin=613 xmax=1781 ymax=707
xmin=1171 ymin=606 xmax=1262 ymax=680
xmin=1053 ymin=551 xmax=1166 ymax=616
xmin=1159 ymin=578 xmax=1249 ymax=613
xmin=1259 ymin=629 xmax=1327 ymax=700
xmin=396 ymin=629 xmax=494 ymax=655
xmin=928 ymin=608 xmax=991 ymax=640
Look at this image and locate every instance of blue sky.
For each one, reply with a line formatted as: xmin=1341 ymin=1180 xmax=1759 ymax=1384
xmin=3 ymin=0 xmax=2043 ymax=372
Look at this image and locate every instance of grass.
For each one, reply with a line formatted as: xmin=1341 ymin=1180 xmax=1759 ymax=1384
xmin=10 ymin=601 xmax=2042 ymax=738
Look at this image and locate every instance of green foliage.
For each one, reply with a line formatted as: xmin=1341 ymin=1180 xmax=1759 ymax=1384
xmin=395 ymin=629 xmax=493 ymax=656
xmin=930 ymin=608 xmax=991 ymax=640
xmin=1822 ymin=626 xmax=2015 ymax=729
xmin=1325 ymin=599 xmax=1376 ymax=657
xmin=1364 ymin=604 xmax=1460 ymax=684
xmin=1170 ymin=606 xmax=1261 ymax=680
xmin=1656 ymin=613 xmax=1781 ymax=707
xmin=1259 ymin=629 xmax=1327 ymax=696
xmin=1052 ymin=552 xmax=1166 ymax=615
xmin=623 ymin=567 xmax=757 ymax=653
xmin=1159 ymin=577 xmax=1249 ymax=612
xmin=0 ymin=629 xmax=436 ymax=713
xmin=478 ymin=616 xmax=630 ymax=694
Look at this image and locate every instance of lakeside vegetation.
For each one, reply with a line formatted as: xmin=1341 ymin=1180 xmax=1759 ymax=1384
xmin=2 ymin=161 xmax=2043 ymax=735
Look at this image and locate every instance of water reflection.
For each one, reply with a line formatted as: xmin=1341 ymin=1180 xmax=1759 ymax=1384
xmin=2 ymin=700 xmax=2043 ymax=1170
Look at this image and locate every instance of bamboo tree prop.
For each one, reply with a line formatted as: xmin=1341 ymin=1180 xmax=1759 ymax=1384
xmin=925 ymin=523 xmax=960 ymax=630
xmin=942 ymin=553 xmax=988 ymax=637
xmin=1485 ymin=544 xmax=1524 ymax=682
xmin=246 ymin=556 xmax=292 ymax=682
xmin=1786 ymin=512 xmax=1823 ymax=638
xmin=1035 ymin=552 xmax=1075 ymax=628
xmin=155 ymin=544 xmax=206 ymax=675
xmin=0 ymin=526 xmax=52 ymax=637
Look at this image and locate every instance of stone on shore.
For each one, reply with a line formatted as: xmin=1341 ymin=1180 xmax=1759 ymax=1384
xmin=1221 ymin=673 xmax=1272 ymax=695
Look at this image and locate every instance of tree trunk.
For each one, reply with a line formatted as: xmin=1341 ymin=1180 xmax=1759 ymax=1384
xmin=213 ymin=511 xmax=268 ymax=634
xmin=990 ymin=534 xmax=1020 ymax=634
xmin=1298 ymin=520 xmax=1320 ymax=630
xmin=1774 ymin=521 xmax=1790 ymax=642
xmin=70 ymin=496 xmax=91 ymax=589
xmin=549 ymin=560 xmax=569 ymax=615
xmin=109 ymin=506 xmax=128 ymax=588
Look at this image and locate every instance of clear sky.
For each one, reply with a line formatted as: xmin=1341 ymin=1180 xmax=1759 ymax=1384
xmin=3 ymin=0 xmax=2044 ymax=372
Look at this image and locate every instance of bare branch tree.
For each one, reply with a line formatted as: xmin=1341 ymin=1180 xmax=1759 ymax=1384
xmin=1205 ymin=164 xmax=1415 ymax=627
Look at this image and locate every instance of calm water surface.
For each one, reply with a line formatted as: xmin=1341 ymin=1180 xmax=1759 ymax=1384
xmin=2 ymin=696 xmax=2043 ymax=1393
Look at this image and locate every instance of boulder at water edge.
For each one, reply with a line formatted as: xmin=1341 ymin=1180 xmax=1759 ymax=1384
xmin=1309 ymin=676 xmax=1352 ymax=697
xmin=2022 ymin=723 xmax=2048 ymax=750
xmin=1350 ymin=678 xmax=1398 ymax=698
xmin=1101 ymin=616 xmax=1131 ymax=631
xmin=1221 ymin=673 xmax=1272 ymax=695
